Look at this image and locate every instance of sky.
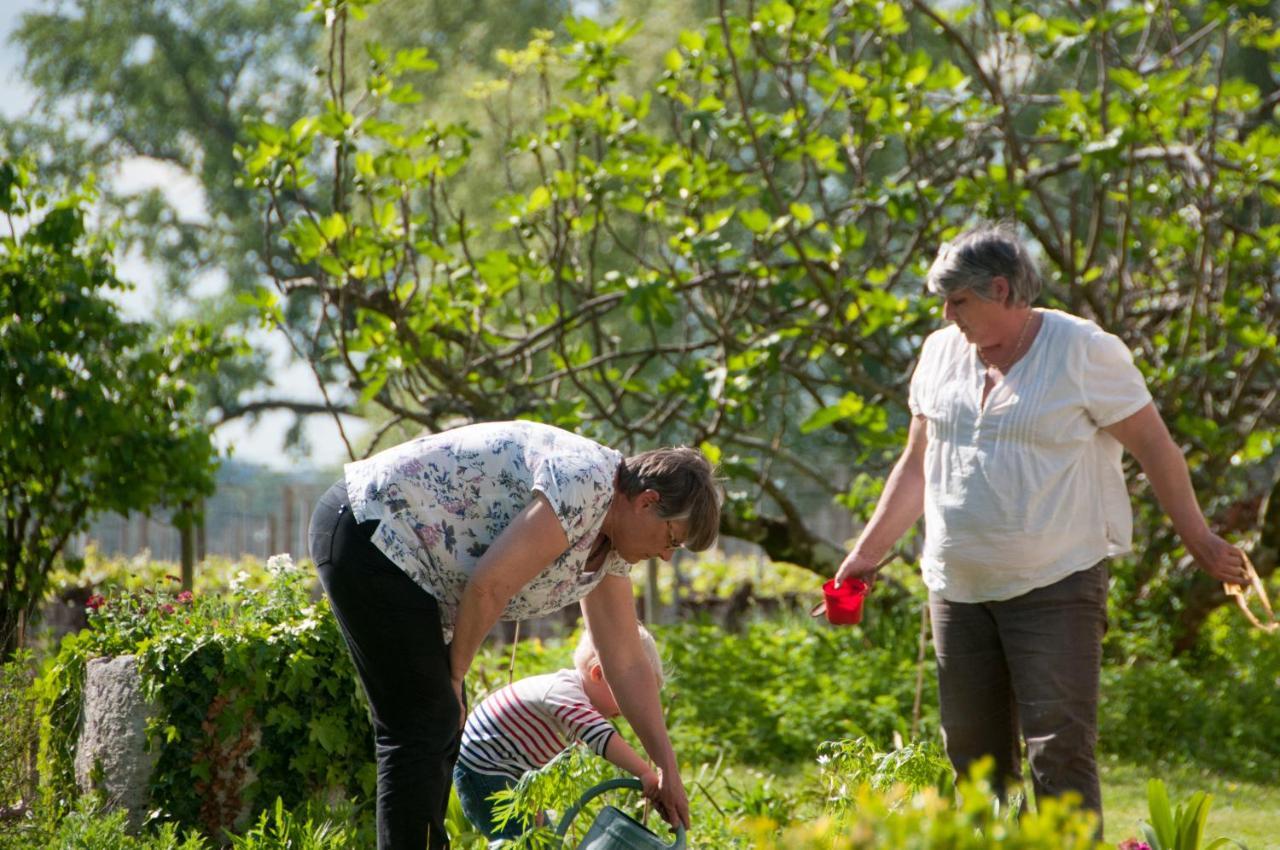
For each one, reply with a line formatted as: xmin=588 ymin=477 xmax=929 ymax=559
xmin=1 ymin=1 xmax=368 ymax=472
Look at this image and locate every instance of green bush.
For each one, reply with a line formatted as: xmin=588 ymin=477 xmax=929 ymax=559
xmin=734 ymin=775 xmax=1100 ymax=849
xmin=1100 ymin=603 xmax=1280 ymax=784
xmin=0 ymin=797 xmax=209 ymax=850
xmin=661 ymin=617 xmax=938 ymax=765
xmin=0 ymin=650 xmax=38 ymax=811
xmin=35 ymin=556 xmax=375 ymax=838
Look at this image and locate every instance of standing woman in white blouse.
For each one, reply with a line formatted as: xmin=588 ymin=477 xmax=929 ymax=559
xmin=835 ymin=222 xmax=1248 ymax=830
xmin=308 ymin=421 xmax=720 ymax=850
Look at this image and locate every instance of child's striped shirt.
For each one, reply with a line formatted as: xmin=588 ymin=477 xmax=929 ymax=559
xmin=458 ymin=669 xmax=616 ymax=780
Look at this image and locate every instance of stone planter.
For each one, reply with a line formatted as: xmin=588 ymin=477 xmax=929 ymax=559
xmin=74 ymin=655 xmax=157 ymax=832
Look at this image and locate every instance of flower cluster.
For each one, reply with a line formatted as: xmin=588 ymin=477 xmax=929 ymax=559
xmin=1118 ymin=840 xmax=1152 ymax=850
xmin=83 ymin=578 xmax=198 ymax=646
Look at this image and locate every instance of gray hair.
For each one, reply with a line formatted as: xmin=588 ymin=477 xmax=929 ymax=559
xmin=617 ymin=446 xmax=722 ymax=551
xmin=926 ymin=221 xmax=1042 ymax=306
xmin=574 ymin=625 xmax=666 ymax=688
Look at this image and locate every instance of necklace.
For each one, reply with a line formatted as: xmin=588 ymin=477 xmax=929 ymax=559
xmin=978 ymin=308 xmax=1035 ymax=373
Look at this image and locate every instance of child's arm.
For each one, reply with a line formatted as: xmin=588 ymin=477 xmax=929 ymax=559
xmin=603 ymin=732 xmax=660 ymax=796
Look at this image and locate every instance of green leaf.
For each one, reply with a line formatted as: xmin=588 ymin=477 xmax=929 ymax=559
xmin=789 ymin=202 xmax=814 ymax=225
xmin=740 ymin=208 xmax=772 ymax=233
xmin=1148 ymin=779 xmax=1175 ymax=848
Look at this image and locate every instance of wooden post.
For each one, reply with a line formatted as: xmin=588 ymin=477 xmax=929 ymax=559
xmin=267 ymin=515 xmax=278 ymax=558
xmin=120 ymin=514 xmax=130 ymax=556
xmin=179 ymin=502 xmax=195 ymax=592
xmin=282 ymin=484 xmax=295 ymax=558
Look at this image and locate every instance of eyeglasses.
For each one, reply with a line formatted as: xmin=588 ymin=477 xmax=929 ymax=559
xmin=664 ymin=520 xmax=687 ymax=551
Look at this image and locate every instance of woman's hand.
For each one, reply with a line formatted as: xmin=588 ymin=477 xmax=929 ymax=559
xmin=1187 ymin=530 xmax=1248 ymax=586
xmin=648 ymin=763 xmax=690 ymax=830
xmin=834 ymin=551 xmax=887 ymax=590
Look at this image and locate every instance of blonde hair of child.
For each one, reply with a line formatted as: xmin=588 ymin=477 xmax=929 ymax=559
xmin=574 ymin=626 xmax=665 ymax=688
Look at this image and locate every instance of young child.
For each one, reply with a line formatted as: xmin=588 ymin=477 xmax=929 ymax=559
xmin=452 ymin=626 xmax=665 ymax=840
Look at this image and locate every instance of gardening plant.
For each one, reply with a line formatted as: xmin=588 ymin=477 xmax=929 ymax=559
xmin=36 ymin=556 xmax=375 ymax=837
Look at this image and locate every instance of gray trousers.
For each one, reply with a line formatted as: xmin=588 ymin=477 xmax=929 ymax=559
xmin=929 ymin=562 xmax=1108 ymax=826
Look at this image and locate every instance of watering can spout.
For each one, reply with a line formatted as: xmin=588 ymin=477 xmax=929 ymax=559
xmin=554 ymin=777 xmax=686 ymax=850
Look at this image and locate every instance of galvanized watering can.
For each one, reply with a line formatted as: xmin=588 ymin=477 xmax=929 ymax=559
xmin=555 ymin=778 xmax=686 ymax=850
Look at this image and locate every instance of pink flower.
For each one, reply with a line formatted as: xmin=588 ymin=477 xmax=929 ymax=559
xmin=159 ymin=603 xmax=175 ymax=615
xmin=1118 ymin=840 xmax=1152 ymax=850
xmin=177 ymin=591 xmax=194 ymax=604
xmin=86 ymin=595 xmax=106 ymax=611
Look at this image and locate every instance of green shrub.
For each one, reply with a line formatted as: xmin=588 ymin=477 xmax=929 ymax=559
xmin=0 ymin=797 xmax=209 ymax=850
xmin=1100 ymin=603 xmax=1280 ymax=784
xmin=817 ymin=736 xmax=952 ymax=807
xmin=734 ymin=775 xmax=1100 ymax=849
xmin=661 ymin=618 xmax=938 ymax=765
xmin=35 ymin=556 xmax=375 ymax=838
xmin=0 ymin=650 xmax=38 ymax=811
xmin=226 ymin=798 xmax=353 ymax=850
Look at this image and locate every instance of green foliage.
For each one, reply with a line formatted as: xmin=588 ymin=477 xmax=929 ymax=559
xmin=0 ymin=650 xmax=38 ymax=810
xmin=660 ymin=618 xmax=936 ymax=764
xmin=35 ymin=556 xmax=374 ymax=838
xmin=233 ymin=0 xmax=1280 ymax=625
xmin=0 ymin=796 xmax=209 ymax=850
xmin=735 ymin=772 xmax=1100 ymax=849
xmin=226 ymin=798 xmax=352 ymax=850
xmin=1099 ymin=600 xmax=1280 ymax=785
xmin=1139 ymin=779 xmax=1243 ymax=850
xmin=634 ymin=553 xmax=824 ymax=604
xmin=816 ymin=736 xmax=952 ymax=806
xmin=0 ymin=157 xmax=233 ymax=660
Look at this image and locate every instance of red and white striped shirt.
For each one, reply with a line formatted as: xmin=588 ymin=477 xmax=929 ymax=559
xmin=458 ymin=669 xmax=616 ymax=780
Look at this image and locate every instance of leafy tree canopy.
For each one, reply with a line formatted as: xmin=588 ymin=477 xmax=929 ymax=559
xmin=0 ymin=157 xmax=234 ymax=658
xmin=241 ymin=0 xmax=1279 ymax=646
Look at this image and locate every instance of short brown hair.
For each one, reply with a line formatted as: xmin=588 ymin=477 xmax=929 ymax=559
xmin=617 ymin=446 xmax=722 ymax=551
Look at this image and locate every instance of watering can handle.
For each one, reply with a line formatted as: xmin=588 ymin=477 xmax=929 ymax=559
xmin=555 ymin=777 xmax=686 ymax=849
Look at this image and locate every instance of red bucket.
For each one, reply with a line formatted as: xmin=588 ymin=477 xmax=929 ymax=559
xmin=815 ymin=578 xmax=868 ymax=625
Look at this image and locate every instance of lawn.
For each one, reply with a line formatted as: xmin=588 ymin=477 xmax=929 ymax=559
xmin=1101 ymin=758 xmax=1280 ymax=849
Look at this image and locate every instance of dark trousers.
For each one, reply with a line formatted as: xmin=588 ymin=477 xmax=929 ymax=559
xmin=929 ymin=562 xmax=1108 ymax=829
xmin=309 ymin=480 xmax=463 ymax=850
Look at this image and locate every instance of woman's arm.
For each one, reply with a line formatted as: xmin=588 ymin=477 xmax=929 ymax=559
xmin=580 ymin=575 xmax=689 ymax=829
xmin=448 ymin=493 xmax=569 ymax=720
xmin=1103 ymin=403 xmax=1247 ymax=585
xmin=834 ymin=414 xmax=929 ymax=587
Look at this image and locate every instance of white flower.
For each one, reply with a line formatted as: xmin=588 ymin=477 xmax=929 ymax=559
xmin=266 ymin=553 xmax=298 ymax=576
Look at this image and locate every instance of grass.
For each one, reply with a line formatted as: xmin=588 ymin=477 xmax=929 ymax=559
xmin=1101 ymin=757 xmax=1280 ymax=849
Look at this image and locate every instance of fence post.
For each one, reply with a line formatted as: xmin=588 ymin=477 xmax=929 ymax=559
xmin=282 ymin=485 xmax=295 ymax=559
xmin=179 ymin=501 xmax=195 ymax=592
xmin=267 ymin=515 xmax=278 ymax=559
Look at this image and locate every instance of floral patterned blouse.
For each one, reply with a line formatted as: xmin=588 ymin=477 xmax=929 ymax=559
xmin=344 ymin=421 xmax=628 ymax=641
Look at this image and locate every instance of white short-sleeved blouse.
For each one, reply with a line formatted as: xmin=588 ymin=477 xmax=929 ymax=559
xmin=908 ymin=309 xmax=1152 ymax=602
xmin=344 ymin=421 xmax=628 ymax=640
